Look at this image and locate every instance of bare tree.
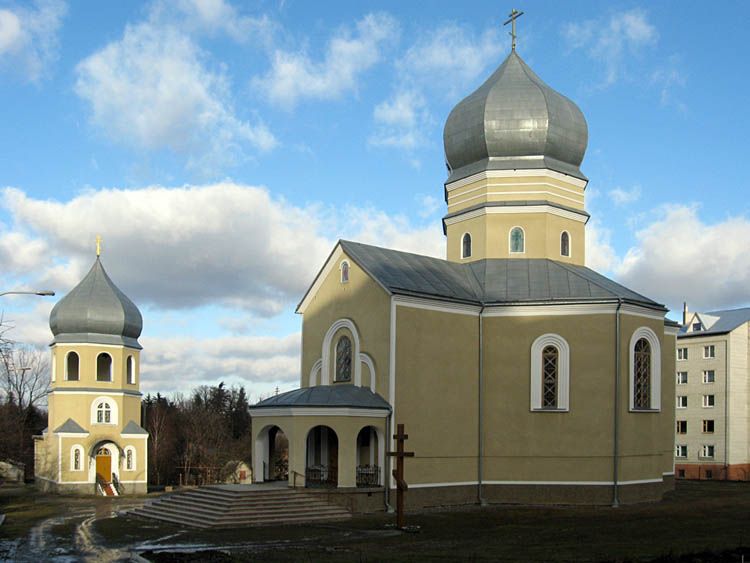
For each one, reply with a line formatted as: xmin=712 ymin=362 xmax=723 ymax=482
xmin=1 ymin=344 xmax=51 ymax=415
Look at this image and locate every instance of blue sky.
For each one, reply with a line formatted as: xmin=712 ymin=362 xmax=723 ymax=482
xmin=1 ymin=0 xmax=749 ymax=397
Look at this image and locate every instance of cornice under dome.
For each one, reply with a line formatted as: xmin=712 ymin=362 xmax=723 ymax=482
xmin=443 ymin=51 xmax=588 ymax=184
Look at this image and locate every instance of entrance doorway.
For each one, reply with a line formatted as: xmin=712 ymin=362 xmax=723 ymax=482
xmin=254 ymin=425 xmax=289 ymax=483
xmin=95 ymin=448 xmax=111 ymax=482
xmin=305 ymin=426 xmax=338 ymax=487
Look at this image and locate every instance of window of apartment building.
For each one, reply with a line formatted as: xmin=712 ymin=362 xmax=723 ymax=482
xmin=675 ymin=444 xmax=687 ymax=458
xmin=676 ymin=371 xmax=688 ymax=384
xmin=703 ymin=370 xmax=715 ymax=383
xmin=692 ymin=322 xmax=702 ymax=331
xmin=677 ymin=469 xmax=686 ymax=478
xmin=676 ymin=396 xmax=688 ymax=408
xmin=703 ymin=394 xmax=715 ymax=408
xmin=701 ymin=444 xmax=715 ymax=458
xmin=703 ymin=345 xmax=716 ymax=358
xmin=677 ymin=348 xmax=688 ymax=360
xmin=703 ymin=419 xmax=715 ymax=433
xmin=676 ymin=420 xmax=687 ymax=434
xmin=705 ymin=469 xmax=713 ymax=479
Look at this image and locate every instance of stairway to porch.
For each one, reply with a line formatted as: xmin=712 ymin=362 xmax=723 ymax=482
xmin=128 ymin=483 xmax=352 ymax=528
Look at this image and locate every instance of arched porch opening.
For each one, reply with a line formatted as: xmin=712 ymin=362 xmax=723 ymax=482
xmin=356 ymin=426 xmax=384 ymax=487
xmin=305 ymin=425 xmax=338 ymax=488
xmin=88 ymin=440 xmax=121 ymax=491
xmin=253 ymin=425 xmax=289 ymax=483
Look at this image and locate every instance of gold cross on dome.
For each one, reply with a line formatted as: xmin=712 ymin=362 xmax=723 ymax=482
xmin=95 ymin=234 xmax=102 ymax=257
xmin=503 ymin=8 xmax=525 ymax=51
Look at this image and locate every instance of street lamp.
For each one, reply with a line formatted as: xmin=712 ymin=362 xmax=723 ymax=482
xmin=0 ymin=290 xmax=55 ymax=297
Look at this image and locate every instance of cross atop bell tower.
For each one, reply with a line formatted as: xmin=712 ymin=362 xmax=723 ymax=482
xmin=503 ymin=8 xmax=524 ymax=51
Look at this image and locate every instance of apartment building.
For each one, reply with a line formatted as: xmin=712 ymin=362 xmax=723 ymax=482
xmin=675 ymin=305 xmax=750 ymax=480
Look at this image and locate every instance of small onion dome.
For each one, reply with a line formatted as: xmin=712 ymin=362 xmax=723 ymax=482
xmin=49 ymin=258 xmax=143 ymax=348
xmin=443 ymin=51 xmax=588 ymax=184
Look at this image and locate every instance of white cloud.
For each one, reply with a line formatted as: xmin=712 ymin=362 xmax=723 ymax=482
xmin=609 ymin=185 xmax=642 ymax=206
xmin=562 ymin=9 xmax=657 ymax=86
xmin=617 ymin=205 xmax=750 ymax=311
xmin=0 ymin=0 xmax=66 ymax=82
xmin=75 ymin=21 xmax=276 ymax=172
xmin=651 ymin=56 xmax=687 ymax=110
xmin=252 ymin=12 xmax=398 ymax=109
xmin=369 ymin=89 xmax=430 ymax=149
xmin=0 ymin=183 xmax=443 ymax=315
xmin=585 ymin=219 xmax=617 ymax=273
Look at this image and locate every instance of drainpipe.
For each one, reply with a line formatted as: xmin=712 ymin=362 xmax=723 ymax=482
xmin=384 ymin=411 xmax=393 ymax=512
xmin=612 ymin=298 xmax=623 ymax=508
xmin=724 ymin=337 xmax=729 ymax=480
xmin=478 ymin=306 xmax=487 ymax=506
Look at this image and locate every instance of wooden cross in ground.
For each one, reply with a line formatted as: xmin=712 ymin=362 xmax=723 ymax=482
xmin=387 ymin=423 xmax=414 ymax=529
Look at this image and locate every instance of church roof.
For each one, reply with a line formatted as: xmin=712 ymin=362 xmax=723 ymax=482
xmin=443 ymin=51 xmax=588 ymax=184
xmin=121 ymin=420 xmax=149 ymax=435
xmin=49 ymin=257 xmax=143 ymax=349
xmin=336 ymin=240 xmax=664 ymax=310
xmin=252 ymin=384 xmax=391 ymax=411
xmin=678 ymin=307 xmax=750 ymax=338
xmin=53 ymin=418 xmax=87 ymax=434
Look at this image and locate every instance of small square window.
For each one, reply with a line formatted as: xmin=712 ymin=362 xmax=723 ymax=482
xmin=676 ymin=396 xmax=688 ymax=408
xmin=675 ymin=444 xmax=688 ymax=458
xmin=703 ymin=345 xmax=716 ymax=359
xmin=692 ymin=322 xmax=702 ymax=332
xmin=677 ymin=469 xmax=686 ymax=478
xmin=676 ymin=420 xmax=687 ymax=434
xmin=677 ymin=348 xmax=688 ymax=360
xmin=703 ymin=370 xmax=715 ymax=383
xmin=701 ymin=444 xmax=715 ymax=458
xmin=703 ymin=395 xmax=715 ymax=408
xmin=676 ymin=371 xmax=688 ymax=384
xmin=703 ymin=419 xmax=715 ymax=433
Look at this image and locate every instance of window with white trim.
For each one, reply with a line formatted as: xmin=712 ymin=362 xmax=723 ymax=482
xmin=509 ymin=227 xmax=525 ymax=253
xmin=703 ymin=345 xmax=715 ymax=358
xmin=66 ymin=351 xmax=80 ymax=381
xmin=461 ymin=233 xmax=472 ymax=259
xmin=676 ymin=420 xmax=687 ymax=434
xmin=676 ymin=396 xmax=687 ymax=408
xmin=629 ymin=327 xmax=661 ymax=411
xmin=70 ymin=445 xmax=84 ymax=471
xmin=703 ymin=419 xmax=715 ymax=433
xmin=703 ymin=394 xmax=715 ymax=408
xmin=692 ymin=322 xmax=702 ymax=332
xmin=677 ymin=348 xmax=688 ymax=361
xmin=125 ymin=446 xmax=135 ymax=471
xmin=675 ymin=444 xmax=687 ymax=458
xmin=530 ymin=334 xmax=570 ymax=411
xmin=96 ymin=352 xmax=113 ymax=382
xmin=340 ymin=260 xmax=350 ymax=284
xmin=560 ymin=231 xmax=570 ymax=257
xmin=702 ymin=370 xmax=715 ymax=383
xmin=127 ymin=355 xmax=136 ymax=385
xmin=676 ymin=371 xmax=688 ymax=384
xmin=701 ymin=444 xmax=715 ymax=459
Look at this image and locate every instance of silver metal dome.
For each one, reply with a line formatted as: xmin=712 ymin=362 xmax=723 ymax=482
xmin=443 ymin=51 xmax=588 ymax=183
xmin=49 ymin=258 xmax=143 ymax=348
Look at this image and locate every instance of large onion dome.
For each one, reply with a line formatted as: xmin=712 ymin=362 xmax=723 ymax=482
xmin=443 ymin=50 xmax=588 ymax=183
xmin=49 ymin=258 xmax=142 ymax=348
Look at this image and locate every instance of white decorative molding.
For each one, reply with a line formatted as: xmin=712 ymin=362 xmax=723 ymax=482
xmin=393 ymin=295 xmax=481 ymax=316
xmin=90 ymin=396 xmax=119 ymax=425
xmin=445 ymin=168 xmax=588 ymax=192
xmin=447 ymin=180 xmax=585 ymax=202
xmin=444 ymin=204 xmax=588 ymax=226
xmin=389 ymin=297 xmax=397 ymax=489
xmin=530 ymin=333 xmax=570 ymax=411
xmin=664 ymin=325 xmax=681 ymax=336
xmin=297 ymin=245 xmax=345 ymax=314
xmin=360 ymin=353 xmax=376 ymax=392
xmin=248 ymin=407 xmax=389 ymax=418
xmin=309 ymin=358 xmax=322 ymax=387
xmin=449 ymin=188 xmax=585 ymax=208
xmin=629 ymin=326 xmax=662 ymax=412
xmin=484 ymin=303 xmax=664 ymax=319
xmin=321 ymin=318 xmax=361 ymax=386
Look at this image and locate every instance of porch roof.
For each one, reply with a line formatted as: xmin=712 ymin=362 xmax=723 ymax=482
xmin=252 ymin=384 xmax=391 ymax=411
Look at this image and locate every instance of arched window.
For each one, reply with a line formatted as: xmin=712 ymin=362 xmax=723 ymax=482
xmin=126 ymin=355 xmax=135 ymax=385
xmin=96 ymin=353 xmax=112 ymax=382
xmin=71 ymin=445 xmax=83 ymax=471
xmin=461 ymin=233 xmax=472 ymax=258
xmin=530 ymin=334 xmax=570 ymax=411
xmin=96 ymin=401 xmax=112 ymax=424
xmin=561 ymin=231 xmax=570 ymax=257
xmin=629 ymin=327 xmax=661 ymax=411
xmin=335 ymin=336 xmax=352 ymax=382
xmin=340 ymin=260 xmax=350 ymax=284
xmin=66 ymin=351 xmax=79 ymax=381
xmin=125 ymin=447 xmax=135 ymax=471
xmin=542 ymin=346 xmax=559 ymax=408
xmin=510 ymin=227 xmax=525 ymax=253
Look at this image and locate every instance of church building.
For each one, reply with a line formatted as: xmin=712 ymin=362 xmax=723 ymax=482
xmin=253 ymin=30 xmax=679 ymax=508
xmin=34 ymin=249 xmax=148 ymax=495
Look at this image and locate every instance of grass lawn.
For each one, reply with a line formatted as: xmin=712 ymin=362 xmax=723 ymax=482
xmin=91 ymin=481 xmax=750 ymax=562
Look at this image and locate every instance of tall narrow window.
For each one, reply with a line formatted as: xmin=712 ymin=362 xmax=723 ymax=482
xmin=462 ymin=233 xmax=472 ymax=258
xmin=126 ymin=448 xmax=134 ymax=470
xmin=96 ymin=401 xmax=112 ymax=423
xmin=633 ymin=338 xmax=651 ymax=409
xmin=66 ymin=352 xmax=79 ymax=381
xmin=560 ymin=231 xmax=570 ymax=257
xmin=541 ymin=346 xmax=558 ymax=408
xmin=335 ymin=336 xmax=352 ymax=382
xmin=96 ymin=353 xmax=112 ymax=382
xmin=510 ymin=227 xmax=525 ymax=253
xmin=72 ymin=447 xmax=81 ymax=471
xmin=340 ymin=260 xmax=350 ymax=284
xmin=127 ymin=355 xmax=135 ymax=385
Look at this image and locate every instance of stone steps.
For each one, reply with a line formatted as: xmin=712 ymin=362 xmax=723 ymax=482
xmin=129 ymin=485 xmax=351 ymax=528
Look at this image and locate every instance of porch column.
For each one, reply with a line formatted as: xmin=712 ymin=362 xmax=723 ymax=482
xmin=337 ymin=424 xmax=358 ymax=488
